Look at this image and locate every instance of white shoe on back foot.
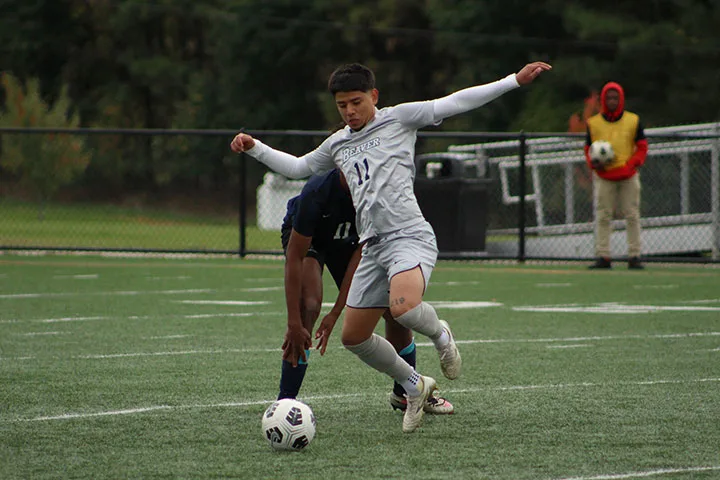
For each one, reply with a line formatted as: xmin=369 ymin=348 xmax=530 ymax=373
xmin=402 ymin=375 xmax=437 ymax=433
xmin=389 ymin=392 xmax=454 ymax=415
xmin=438 ymin=320 xmax=461 ymax=379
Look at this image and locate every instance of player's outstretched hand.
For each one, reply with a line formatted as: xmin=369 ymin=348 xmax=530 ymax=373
xmin=282 ymin=324 xmax=312 ymax=367
xmin=230 ymin=132 xmax=256 ymax=153
xmin=314 ymin=312 xmax=339 ymax=356
xmin=516 ymin=62 xmax=552 ymax=85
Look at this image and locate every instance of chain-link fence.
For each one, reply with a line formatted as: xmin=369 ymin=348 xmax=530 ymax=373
xmin=437 ymin=124 xmax=720 ymax=262
xmin=1 ymin=126 xmax=718 ymax=262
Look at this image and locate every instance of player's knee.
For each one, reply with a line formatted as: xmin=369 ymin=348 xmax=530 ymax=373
xmin=341 ymin=323 xmax=371 ymax=347
xmin=389 ymin=300 xmax=420 ymax=319
xmin=341 ymin=331 xmax=368 ymax=348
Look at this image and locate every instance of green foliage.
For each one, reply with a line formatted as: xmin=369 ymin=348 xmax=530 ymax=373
xmin=0 ymin=73 xmax=90 ymax=213
xmin=3 ymin=0 xmax=719 ymax=134
xmin=562 ymin=1 xmax=720 ymax=125
xmin=1 ymin=0 xmax=719 ymax=199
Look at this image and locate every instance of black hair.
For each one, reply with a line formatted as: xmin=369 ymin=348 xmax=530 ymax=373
xmin=327 ymin=63 xmax=375 ymax=95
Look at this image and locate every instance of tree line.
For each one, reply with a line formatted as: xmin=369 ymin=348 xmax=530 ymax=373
xmin=1 ymin=0 xmax=719 ymax=202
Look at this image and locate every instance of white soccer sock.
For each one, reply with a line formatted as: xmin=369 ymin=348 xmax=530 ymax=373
xmin=344 ymin=334 xmax=418 ymax=391
xmin=399 ymin=371 xmax=422 ymax=397
xmin=433 ymin=329 xmax=450 ymax=349
xmin=395 ymin=302 xmax=449 ymax=348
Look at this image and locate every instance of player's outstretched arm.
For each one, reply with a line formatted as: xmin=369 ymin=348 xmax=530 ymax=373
xmin=315 ymin=246 xmax=362 ymax=355
xmin=230 ymin=132 xmax=313 ymax=179
xmin=430 ymin=61 xmax=552 ymax=122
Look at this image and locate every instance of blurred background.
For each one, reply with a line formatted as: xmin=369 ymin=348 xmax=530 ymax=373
xmin=0 ymin=0 xmax=718 ymax=260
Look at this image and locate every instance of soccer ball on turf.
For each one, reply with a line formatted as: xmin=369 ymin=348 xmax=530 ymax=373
xmin=589 ymin=140 xmax=615 ymax=166
xmin=261 ymin=398 xmax=316 ymax=451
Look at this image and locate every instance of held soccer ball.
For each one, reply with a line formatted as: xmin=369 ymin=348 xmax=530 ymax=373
xmin=261 ymin=399 xmax=316 ymax=451
xmin=589 ymin=140 xmax=615 ymax=166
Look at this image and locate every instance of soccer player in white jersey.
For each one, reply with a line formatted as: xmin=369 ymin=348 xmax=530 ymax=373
xmin=231 ymin=61 xmax=551 ymax=432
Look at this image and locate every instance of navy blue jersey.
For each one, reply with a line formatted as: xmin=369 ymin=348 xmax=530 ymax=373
xmin=282 ymin=169 xmax=358 ymax=251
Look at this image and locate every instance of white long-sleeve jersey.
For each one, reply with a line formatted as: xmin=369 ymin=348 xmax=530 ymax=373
xmin=246 ymin=73 xmax=520 ymax=242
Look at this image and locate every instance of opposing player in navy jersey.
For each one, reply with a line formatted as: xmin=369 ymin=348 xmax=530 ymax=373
xmin=232 ymin=61 xmax=551 ymax=432
xmin=278 ymin=167 xmax=453 ymax=414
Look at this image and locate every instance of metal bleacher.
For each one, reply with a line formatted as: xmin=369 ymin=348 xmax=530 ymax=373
xmin=417 ymin=122 xmax=720 ymax=259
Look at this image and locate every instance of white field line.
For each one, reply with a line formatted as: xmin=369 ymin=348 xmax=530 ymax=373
xmin=683 ymin=298 xmax=720 ymax=304
xmin=546 ymin=344 xmax=593 ymax=349
xmin=36 ymin=316 xmax=108 ymax=323
xmin=447 ymin=378 xmax=720 ymax=394
xmin=240 ymin=287 xmax=283 ymax=292
xmin=419 ymin=331 xmax=720 ymax=347
xmin=3 ymin=331 xmax=717 ymax=361
xmin=12 ymin=377 xmax=720 ymax=423
xmin=177 ymin=300 xmax=270 ymax=306
xmin=1 ymin=311 xmax=283 ymax=324
xmin=146 ymin=276 xmax=191 ymax=281
xmin=5 ymin=331 xmax=711 ymax=361
xmin=183 ymin=312 xmax=283 ymax=318
xmin=183 ymin=313 xmax=253 ymax=319
xmin=146 ymin=335 xmax=192 ymax=340
xmin=513 ymin=303 xmax=720 ymax=314
xmin=17 ymin=332 xmax=67 ymax=336
xmin=632 ymin=284 xmax=678 ymax=289
xmin=553 ymin=465 xmax=720 ymax=480
xmin=536 ymin=283 xmax=573 ymax=287
xmin=75 ymin=347 xmax=281 ymax=359
xmin=24 ymin=406 xmax=176 ymax=421
xmin=53 ymin=274 xmax=99 ymax=280
xmin=0 ymin=289 xmax=213 ymax=299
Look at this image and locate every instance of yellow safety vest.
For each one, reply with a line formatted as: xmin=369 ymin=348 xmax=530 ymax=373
xmin=587 ymin=112 xmax=639 ymax=170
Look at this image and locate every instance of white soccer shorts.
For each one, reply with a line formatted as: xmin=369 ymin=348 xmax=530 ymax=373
xmin=346 ymin=221 xmax=438 ymax=309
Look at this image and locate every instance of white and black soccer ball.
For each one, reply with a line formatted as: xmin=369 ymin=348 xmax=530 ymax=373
xmin=589 ymin=140 xmax=615 ymax=166
xmin=261 ymin=398 xmax=316 ymax=451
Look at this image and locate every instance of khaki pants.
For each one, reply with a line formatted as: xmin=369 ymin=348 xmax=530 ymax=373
xmin=594 ymin=173 xmax=642 ymax=258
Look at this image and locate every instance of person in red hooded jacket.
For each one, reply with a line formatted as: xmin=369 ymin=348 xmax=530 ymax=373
xmin=585 ymin=82 xmax=648 ymax=269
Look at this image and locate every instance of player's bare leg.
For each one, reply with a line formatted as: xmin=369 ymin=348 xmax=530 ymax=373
xmin=384 ymin=311 xmax=454 ymax=414
xmin=389 ymin=266 xmax=462 ymax=380
xmin=299 ymin=257 xmax=323 ymax=333
xmin=278 ymin=257 xmax=323 ymax=400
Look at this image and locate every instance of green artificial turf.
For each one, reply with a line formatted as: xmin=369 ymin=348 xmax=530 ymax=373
xmin=1 ymin=255 xmax=719 ymax=479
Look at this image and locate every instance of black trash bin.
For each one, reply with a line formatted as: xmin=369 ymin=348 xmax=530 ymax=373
xmin=414 ymin=154 xmax=493 ymax=254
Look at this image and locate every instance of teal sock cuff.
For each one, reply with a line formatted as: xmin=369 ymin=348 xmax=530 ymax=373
xmin=298 ymin=349 xmax=311 ymax=365
xmin=398 ymin=341 xmax=416 ymax=357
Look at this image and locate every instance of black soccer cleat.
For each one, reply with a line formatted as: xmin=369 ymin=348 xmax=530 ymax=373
xmin=628 ymin=257 xmax=645 ymax=270
xmin=588 ymin=257 xmax=612 ymax=269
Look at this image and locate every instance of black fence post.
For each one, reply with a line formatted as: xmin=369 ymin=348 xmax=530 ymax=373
xmin=239 ymin=153 xmax=247 ymax=258
xmin=518 ymin=131 xmax=526 ymax=263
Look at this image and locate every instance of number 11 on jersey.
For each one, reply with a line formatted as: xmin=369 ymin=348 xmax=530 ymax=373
xmin=354 ymin=158 xmax=370 ymax=186
xmin=333 ymin=222 xmax=352 ymax=240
